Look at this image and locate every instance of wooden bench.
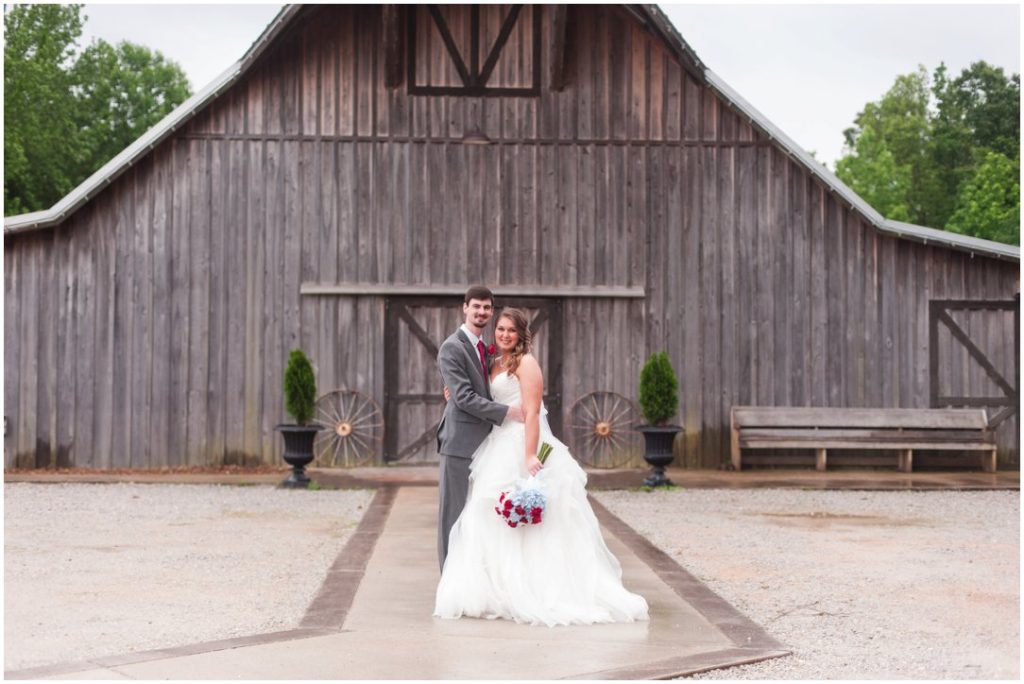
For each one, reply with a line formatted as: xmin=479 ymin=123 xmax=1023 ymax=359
xmin=730 ymin=407 xmax=997 ymax=473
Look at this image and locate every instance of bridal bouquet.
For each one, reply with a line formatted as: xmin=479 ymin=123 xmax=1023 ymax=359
xmin=495 ymin=443 xmax=554 ymax=528
xmin=495 ymin=487 xmax=545 ymax=528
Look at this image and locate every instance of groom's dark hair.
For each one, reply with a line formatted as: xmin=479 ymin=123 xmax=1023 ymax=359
xmin=464 ymin=285 xmax=494 ymax=305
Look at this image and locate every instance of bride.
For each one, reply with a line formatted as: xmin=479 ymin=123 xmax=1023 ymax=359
xmin=433 ymin=308 xmax=649 ymax=627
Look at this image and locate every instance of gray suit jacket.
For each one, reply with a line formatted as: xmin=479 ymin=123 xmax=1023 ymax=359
xmin=436 ymin=330 xmax=509 ymax=459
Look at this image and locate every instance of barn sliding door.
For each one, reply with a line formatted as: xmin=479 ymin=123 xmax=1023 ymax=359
xmin=929 ymin=298 xmax=1019 ymax=463
xmin=384 ymin=297 xmax=563 ymax=463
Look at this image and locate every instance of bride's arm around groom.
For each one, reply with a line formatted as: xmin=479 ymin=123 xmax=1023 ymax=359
xmin=516 ymin=354 xmax=545 ymax=477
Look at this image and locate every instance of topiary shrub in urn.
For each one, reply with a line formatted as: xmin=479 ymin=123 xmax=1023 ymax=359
xmin=636 ymin=352 xmax=682 ymax=487
xmin=275 ymin=348 xmax=321 ymax=488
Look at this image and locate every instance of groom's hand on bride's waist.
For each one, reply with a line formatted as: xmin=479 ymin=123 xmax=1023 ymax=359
xmin=506 ymin=405 xmax=525 ymax=422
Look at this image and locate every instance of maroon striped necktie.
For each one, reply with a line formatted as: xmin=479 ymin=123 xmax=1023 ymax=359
xmin=476 ymin=340 xmax=487 ymax=379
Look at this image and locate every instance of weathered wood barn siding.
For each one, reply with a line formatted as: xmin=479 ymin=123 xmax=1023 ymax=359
xmin=4 ymin=4 xmax=1018 ymax=470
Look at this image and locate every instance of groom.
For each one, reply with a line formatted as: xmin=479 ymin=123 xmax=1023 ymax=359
xmin=435 ymin=285 xmax=523 ymax=572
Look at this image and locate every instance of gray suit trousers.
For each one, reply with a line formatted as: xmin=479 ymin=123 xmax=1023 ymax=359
xmin=437 ymin=453 xmax=471 ymax=572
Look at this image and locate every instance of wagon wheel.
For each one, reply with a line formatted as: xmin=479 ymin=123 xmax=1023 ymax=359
xmin=312 ymin=390 xmax=384 ymax=467
xmin=568 ymin=391 xmax=642 ymax=469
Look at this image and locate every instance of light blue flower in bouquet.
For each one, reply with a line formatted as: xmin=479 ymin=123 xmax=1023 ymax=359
xmin=496 ymin=471 xmax=548 ymax=528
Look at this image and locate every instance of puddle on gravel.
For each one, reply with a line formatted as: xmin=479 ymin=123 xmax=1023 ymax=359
xmin=757 ymin=512 xmax=933 ymax=528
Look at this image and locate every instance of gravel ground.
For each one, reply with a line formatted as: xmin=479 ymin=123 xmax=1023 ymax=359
xmin=4 ymin=483 xmax=375 ymax=672
xmin=593 ymin=489 xmax=1019 ymax=680
xmin=6 ymin=483 xmax=1018 ymax=679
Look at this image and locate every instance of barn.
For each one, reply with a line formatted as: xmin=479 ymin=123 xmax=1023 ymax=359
xmin=4 ymin=4 xmax=1019 ymax=472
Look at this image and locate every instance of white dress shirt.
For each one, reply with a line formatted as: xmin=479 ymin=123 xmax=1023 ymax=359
xmin=460 ymin=324 xmax=485 ymax=352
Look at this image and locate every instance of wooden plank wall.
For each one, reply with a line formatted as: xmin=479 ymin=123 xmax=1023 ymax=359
xmin=644 ymin=145 xmax=1020 ymax=468
xmin=3 ymin=4 xmax=1018 ymax=469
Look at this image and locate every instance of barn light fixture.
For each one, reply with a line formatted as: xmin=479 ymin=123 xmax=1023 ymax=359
xmin=462 ymin=126 xmax=492 ymax=145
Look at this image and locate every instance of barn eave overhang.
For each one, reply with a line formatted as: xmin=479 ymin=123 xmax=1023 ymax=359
xmin=880 ymin=220 xmax=1020 ymax=261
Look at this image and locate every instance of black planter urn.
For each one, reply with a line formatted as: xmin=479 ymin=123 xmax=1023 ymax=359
xmin=275 ymin=424 xmax=321 ymax=488
xmin=636 ymin=425 xmax=682 ymax=487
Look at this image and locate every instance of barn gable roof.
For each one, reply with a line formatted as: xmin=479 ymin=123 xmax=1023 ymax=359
xmin=4 ymin=4 xmax=1018 ymax=263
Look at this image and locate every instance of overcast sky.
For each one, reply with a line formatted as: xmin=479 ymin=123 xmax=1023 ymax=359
xmin=77 ymin=3 xmax=1020 ymax=168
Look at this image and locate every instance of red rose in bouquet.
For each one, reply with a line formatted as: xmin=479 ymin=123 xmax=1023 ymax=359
xmin=495 ymin=482 xmax=546 ymax=528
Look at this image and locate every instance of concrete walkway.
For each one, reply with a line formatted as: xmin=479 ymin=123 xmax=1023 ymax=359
xmin=12 ymin=486 xmax=789 ymax=680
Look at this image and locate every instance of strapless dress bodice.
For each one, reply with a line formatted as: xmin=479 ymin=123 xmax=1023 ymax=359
xmin=489 ymin=371 xmax=522 ymax=405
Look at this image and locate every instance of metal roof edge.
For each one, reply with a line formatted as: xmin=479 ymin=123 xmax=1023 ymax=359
xmin=4 ymin=4 xmax=302 ymax=235
xmin=882 ymin=220 xmax=1020 ymax=262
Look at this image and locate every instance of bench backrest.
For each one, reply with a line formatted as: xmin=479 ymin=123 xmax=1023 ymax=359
xmin=731 ymin=406 xmax=989 ymax=430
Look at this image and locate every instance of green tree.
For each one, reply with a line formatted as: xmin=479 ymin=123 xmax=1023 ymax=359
xmin=930 ymin=61 xmax=1021 ymax=227
xmin=928 ymin=63 xmax=975 ymax=227
xmin=4 ymin=4 xmax=84 ymax=214
xmin=847 ymin=67 xmax=931 ymax=165
xmin=934 ymin=61 xmax=1020 ymax=159
xmin=835 ymin=61 xmax=1019 ymax=244
xmin=946 ymin=150 xmax=1020 ymax=245
xmin=837 ymin=66 xmax=944 ymax=226
xmin=835 ymin=127 xmax=912 ymax=222
xmin=3 ymin=6 xmax=191 ymax=216
xmin=70 ymin=39 xmax=191 ymax=184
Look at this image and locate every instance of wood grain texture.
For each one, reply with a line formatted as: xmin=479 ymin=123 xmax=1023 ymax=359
xmin=52 ymin=223 xmax=76 ymax=468
xmin=207 ymin=140 xmax=229 ymax=466
xmin=129 ymin=161 xmax=153 ymax=467
xmin=186 ymin=138 xmax=210 ymax=466
xmin=111 ymin=167 xmax=134 ymax=469
xmin=223 ymin=139 xmax=247 ymax=464
xmin=32 ymin=225 xmax=54 ymax=468
xmin=16 ymin=237 xmax=36 ymax=468
xmin=700 ymin=145 xmax=721 ymax=466
xmin=681 ymin=145 xmax=701 ymax=467
xmin=92 ymin=184 xmax=116 ymax=469
xmin=4 ymin=239 xmax=20 ymax=466
xmin=267 ymin=138 xmax=288 ymax=461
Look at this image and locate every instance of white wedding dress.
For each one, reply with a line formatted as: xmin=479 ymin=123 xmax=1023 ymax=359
xmin=433 ymin=372 xmax=649 ymax=627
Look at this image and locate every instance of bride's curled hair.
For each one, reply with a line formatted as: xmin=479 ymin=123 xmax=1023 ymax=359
xmin=496 ymin=307 xmax=532 ymax=375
